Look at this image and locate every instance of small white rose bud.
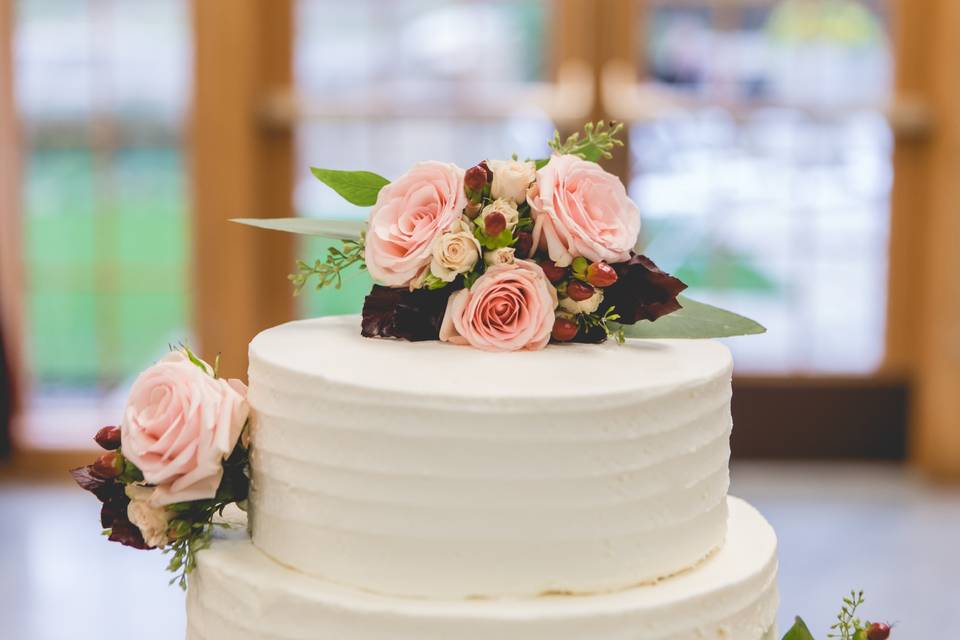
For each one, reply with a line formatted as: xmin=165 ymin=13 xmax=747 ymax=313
xmin=430 ymin=227 xmax=481 ymax=282
xmin=125 ymin=485 xmax=173 ymax=547
xmin=479 ymin=198 xmax=520 ymax=235
xmin=489 ymin=159 xmax=536 ymax=204
xmin=559 ymin=289 xmax=603 ymax=314
xmin=408 ymin=266 xmax=430 ymax=291
xmin=484 ymin=247 xmax=516 ymax=267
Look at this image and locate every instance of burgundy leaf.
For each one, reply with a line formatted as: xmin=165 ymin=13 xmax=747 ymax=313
xmin=73 ymin=462 xmax=154 ymax=549
xmin=107 ymin=520 xmax=153 ymax=550
xmin=361 ymin=285 xmax=454 ymax=342
xmin=600 ymin=254 xmax=687 ymax=324
xmin=100 ymin=490 xmax=154 ymax=550
xmin=70 ymin=465 xmax=110 ymax=494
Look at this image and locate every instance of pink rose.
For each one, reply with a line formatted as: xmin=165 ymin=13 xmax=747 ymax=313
xmin=365 ymin=161 xmax=468 ymax=287
xmin=440 ymin=260 xmax=558 ymax=352
xmin=528 ymin=154 xmax=640 ymax=267
xmin=120 ymin=352 xmax=249 ymax=506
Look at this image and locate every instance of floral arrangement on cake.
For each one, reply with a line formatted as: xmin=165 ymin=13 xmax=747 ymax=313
xmin=236 ymin=121 xmax=765 ymax=351
xmin=70 ymin=346 xmax=250 ymax=588
xmin=785 ymin=591 xmax=893 ymax=640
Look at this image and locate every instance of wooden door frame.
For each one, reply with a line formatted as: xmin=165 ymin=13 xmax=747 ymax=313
xmin=191 ymin=0 xmax=295 ymax=381
xmin=887 ymin=0 xmax=960 ymax=479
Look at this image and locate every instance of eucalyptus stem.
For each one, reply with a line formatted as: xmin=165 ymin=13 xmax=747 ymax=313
xmin=289 ymin=236 xmax=366 ymax=294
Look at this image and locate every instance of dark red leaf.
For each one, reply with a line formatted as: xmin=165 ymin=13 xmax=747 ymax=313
xmin=70 ymin=465 xmax=110 ymax=494
xmin=361 ymin=285 xmax=454 ymax=342
xmin=107 ymin=520 xmax=153 ymax=550
xmin=600 ymin=253 xmax=687 ymax=324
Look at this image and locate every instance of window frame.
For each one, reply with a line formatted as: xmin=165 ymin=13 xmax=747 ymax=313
xmin=5 ymin=0 xmax=958 ymax=475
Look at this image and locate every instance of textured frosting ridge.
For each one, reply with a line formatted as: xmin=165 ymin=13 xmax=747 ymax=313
xmin=247 ymin=316 xmax=734 ymax=598
xmin=188 ymin=497 xmax=778 ymax=640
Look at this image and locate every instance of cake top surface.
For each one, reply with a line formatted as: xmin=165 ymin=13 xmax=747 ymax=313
xmin=249 ymin=315 xmax=731 ymax=401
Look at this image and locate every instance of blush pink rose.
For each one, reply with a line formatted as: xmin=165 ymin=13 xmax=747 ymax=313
xmin=528 ymin=154 xmax=641 ymax=267
xmin=439 ymin=260 xmax=558 ymax=352
xmin=120 ymin=352 xmax=249 ymax=506
xmin=365 ymin=161 xmax=468 ymax=287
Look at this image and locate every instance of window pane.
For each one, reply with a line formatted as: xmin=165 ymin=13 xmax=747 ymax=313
xmin=15 ymin=0 xmax=191 ymax=447
xmin=294 ymin=0 xmax=553 ymax=318
xmin=633 ymin=0 xmax=892 ymax=373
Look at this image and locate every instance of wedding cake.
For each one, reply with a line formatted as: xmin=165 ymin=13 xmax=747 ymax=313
xmin=68 ymin=122 xmax=779 ymax=639
xmin=184 ymin=315 xmax=778 ymax=639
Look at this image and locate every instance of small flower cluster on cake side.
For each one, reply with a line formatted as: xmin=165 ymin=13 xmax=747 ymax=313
xmin=70 ymin=347 xmax=250 ymax=588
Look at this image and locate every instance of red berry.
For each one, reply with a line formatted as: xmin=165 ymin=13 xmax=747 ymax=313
xmin=538 ymin=260 xmax=568 ymax=283
xmin=866 ymin=623 xmax=891 ymax=640
xmin=586 ymin=261 xmax=618 ymax=288
xmin=91 ymin=452 xmax=121 ymax=479
xmin=551 ymin=318 xmax=578 ymax=342
xmin=514 ymin=231 xmax=533 ymax=258
xmin=484 ymin=212 xmax=506 ymax=237
xmin=464 ymin=163 xmax=489 ymax=192
xmin=566 ymin=279 xmax=595 ymax=302
xmin=94 ymin=425 xmax=121 ymax=450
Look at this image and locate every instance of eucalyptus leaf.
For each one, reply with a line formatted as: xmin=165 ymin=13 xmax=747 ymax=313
xmin=231 ymin=218 xmax=364 ymax=240
xmin=612 ymin=296 xmax=766 ymax=339
xmin=782 ymin=617 xmax=816 ymax=640
xmin=310 ymin=168 xmax=389 ymax=206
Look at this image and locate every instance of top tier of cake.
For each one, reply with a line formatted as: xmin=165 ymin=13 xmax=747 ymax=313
xmin=246 ymin=316 xmax=734 ymax=599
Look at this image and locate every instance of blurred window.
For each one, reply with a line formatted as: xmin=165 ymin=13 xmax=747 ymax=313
xmin=14 ymin=0 xmax=191 ymax=447
xmin=632 ymin=0 xmax=892 ymax=373
xmin=293 ymin=0 xmax=555 ymax=317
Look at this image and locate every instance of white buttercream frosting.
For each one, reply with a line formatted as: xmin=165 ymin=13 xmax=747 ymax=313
xmin=188 ymin=497 xmax=778 ymax=640
xmin=246 ymin=316 xmax=734 ymax=598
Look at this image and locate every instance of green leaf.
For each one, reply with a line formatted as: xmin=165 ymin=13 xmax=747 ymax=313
xmin=310 ymin=168 xmax=389 ymax=206
xmin=612 ymin=296 xmax=766 ymax=339
xmin=783 ymin=617 xmax=816 ymax=640
xmin=231 ymin=217 xmax=364 ymax=240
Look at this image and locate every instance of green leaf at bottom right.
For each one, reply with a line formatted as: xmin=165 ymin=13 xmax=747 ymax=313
xmin=782 ymin=617 xmax=816 ymax=640
xmin=612 ymin=295 xmax=766 ymax=340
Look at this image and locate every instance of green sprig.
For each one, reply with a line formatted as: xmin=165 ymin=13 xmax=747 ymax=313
xmin=161 ymin=432 xmax=250 ymax=590
xmin=289 ymin=235 xmax=366 ymax=294
xmin=827 ymin=590 xmax=867 ymax=640
xmin=548 ymin=120 xmax=625 ymax=162
xmin=578 ymin=306 xmax=625 ymax=344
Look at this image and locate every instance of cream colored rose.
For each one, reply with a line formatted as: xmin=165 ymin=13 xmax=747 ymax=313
xmin=560 ymin=289 xmax=603 ymax=314
xmin=484 ymin=247 xmax=516 ymax=267
xmin=489 ymin=159 xmax=536 ymax=203
xmin=125 ymin=485 xmax=172 ymax=547
xmin=430 ymin=225 xmax=481 ymax=282
xmin=479 ymin=198 xmax=520 ymax=233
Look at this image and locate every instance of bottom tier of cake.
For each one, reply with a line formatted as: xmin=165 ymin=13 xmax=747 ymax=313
xmin=187 ymin=497 xmax=778 ymax=640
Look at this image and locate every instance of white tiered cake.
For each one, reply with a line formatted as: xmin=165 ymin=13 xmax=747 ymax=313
xmin=186 ymin=316 xmax=778 ymax=639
